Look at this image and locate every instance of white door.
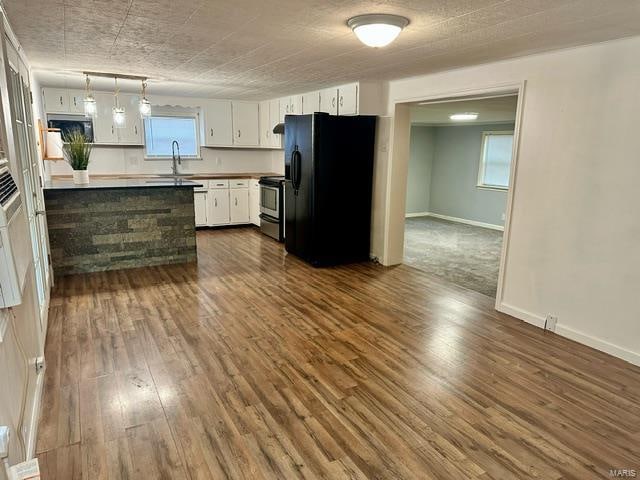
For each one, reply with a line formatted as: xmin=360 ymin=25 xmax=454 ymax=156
xmin=229 ymin=188 xmax=249 ymax=224
xmin=232 ymin=101 xmax=259 ymax=146
xmin=93 ymin=93 xmax=117 ymax=143
xmin=203 ymin=99 xmax=233 ymax=146
xmin=259 ymin=100 xmax=271 ymax=147
xmin=338 ymin=83 xmax=358 ymax=115
xmin=249 ymin=180 xmax=260 ymax=226
xmin=269 ymin=99 xmax=282 ymax=148
xmin=194 ymin=191 xmax=207 ymax=226
xmin=43 ymin=87 xmax=68 ymax=113
xmin=208 ymin=189 xmax=230 ymax=225
xmin=302 ymin=92 xmax=320 ymax=114
xmin=319 ymin=87 xmax=338 ymax=115
xmin=69 ymin=90 xmax=86 ymax=114
xmin=10 ymin=64 xmax=49 ymax=327
xmin=117 ymin=94 xmax=143 ymax=145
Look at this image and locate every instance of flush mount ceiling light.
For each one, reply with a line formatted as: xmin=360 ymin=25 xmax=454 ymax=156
xmin=139 ymin=80 xmax=151 ymax=117
xmin=347 ymin=14 xmax=409 ymax=48
xmin=83 ymin=74 xmax=96 ymax=117
xmin=450 ymin=112 xmax=479 ymax=121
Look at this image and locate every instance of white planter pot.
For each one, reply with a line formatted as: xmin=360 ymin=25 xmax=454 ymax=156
xmin=72 ymin=170 xmax=89 ymax=185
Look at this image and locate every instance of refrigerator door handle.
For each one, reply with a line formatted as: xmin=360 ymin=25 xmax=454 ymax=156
xmin=292 ymin=147 xmax=302 ymax=194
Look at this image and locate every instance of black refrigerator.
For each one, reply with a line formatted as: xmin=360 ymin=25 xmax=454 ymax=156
xmin=284 ymin=113 xmax=377 ymax=266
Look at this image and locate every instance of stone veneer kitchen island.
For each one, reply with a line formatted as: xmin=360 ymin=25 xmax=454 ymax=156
xmin=43 ymin=178 xmax=202 ymax=276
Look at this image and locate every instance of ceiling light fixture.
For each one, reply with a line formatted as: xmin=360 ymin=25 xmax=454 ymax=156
xmin=347 ymin=14 xmax=409 ymax=48
xmin=83 ymin=74 xmax=96 ymax=117
xmin=449 ymin=112 xmax=479 ymax=121
xmin=139 ymin=80 xmax=151 ymax=117
xmin=112 ymin=77 xmax=126 ymax=128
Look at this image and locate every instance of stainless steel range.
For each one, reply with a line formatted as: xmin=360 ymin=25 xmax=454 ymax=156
xmin=258 ymin=175 xmax=284 ymax=241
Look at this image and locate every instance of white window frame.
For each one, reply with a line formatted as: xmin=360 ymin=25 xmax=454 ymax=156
xmin=477 ymin=130 xmax=514 ymax=191
xmin=143 ymin=110 xmax=201 ymax=160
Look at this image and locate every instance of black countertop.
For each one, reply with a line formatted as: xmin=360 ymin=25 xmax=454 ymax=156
xmin=44 ymin=178 xmax=204 ymax=191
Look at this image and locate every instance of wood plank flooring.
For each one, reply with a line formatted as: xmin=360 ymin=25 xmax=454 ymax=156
xmin=37 ymin=227 xmax=640 ymax=479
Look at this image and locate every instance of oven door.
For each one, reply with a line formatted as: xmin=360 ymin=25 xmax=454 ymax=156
xmin=260 ymin=185 xmax=279 ymax=219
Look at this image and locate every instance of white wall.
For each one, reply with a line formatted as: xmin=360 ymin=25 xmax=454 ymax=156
xmin=43 ymin=93 xmax=278 ymax=177
xmin=377 ymin=36 xmax=640 ymax=366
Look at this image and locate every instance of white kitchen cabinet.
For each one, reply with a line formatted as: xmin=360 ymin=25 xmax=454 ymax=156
xmin=203 ymin=99 xmax=233 ymax=147
xmin=208 ymin=189 xmax=230 ymax=225
xmin=290 ymin=95 xmax=302 ymax=115
xmin=93 ymin=92 xmax=118 ymax=144
xmin=229 ymin=187 xmax=250 ymax=224
xmin=279 ymin=96 xmax=289 ymax=122
xmin=249 ymin=179 xmax=260 ymax=226
xmin=43 ymin=88 xmax=69 ymax=113
xmin=69 ymin=90 xmax=86 ymax=114
xmin=194 ymin=191 xmax=208 ymax=226
xmin=259 ymin=100 xmax=271 ymax=148
xmin=117 ymin=94 xmax=143 ymax=145
xmin=232 ymin=101 xmax=259 ymax=146
xmin=319 ymin=87 xmax=338 ymax=115
xmin=302 ymin=91 xmax=320 ymax=114
xmin=269 ymin=99 xmax=281 ymax=148
xmin=338 ymin=83 xmax=358 ymax=115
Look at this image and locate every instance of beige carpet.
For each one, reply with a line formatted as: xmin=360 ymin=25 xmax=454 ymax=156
xmin=404 ymin=216 xmax=503 ymax=297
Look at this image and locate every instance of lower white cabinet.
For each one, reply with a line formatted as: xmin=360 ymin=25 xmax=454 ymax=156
xmin=230 ymin=188 xmax=250 ymax=224
xmin=194 ymin=191 xmax=208 ymax=226
xmin=196 ymin=178 xmax=255 ymax=227
xmin=208 ymin=189 xmax=231 ymax=226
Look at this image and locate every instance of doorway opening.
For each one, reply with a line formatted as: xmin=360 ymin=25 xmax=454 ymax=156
xmin=402 ymin=94 xmax=519 ymax=297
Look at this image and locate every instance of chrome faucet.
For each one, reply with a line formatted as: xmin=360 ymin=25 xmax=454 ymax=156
xmin=171 ymin=140 xmax=181 ymax=175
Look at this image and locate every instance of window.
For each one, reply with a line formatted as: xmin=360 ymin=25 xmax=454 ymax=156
xmin=144 ymin=114 xmax=199 ymax=158
xmin=478 ymin=131 xmax=514 ymax=190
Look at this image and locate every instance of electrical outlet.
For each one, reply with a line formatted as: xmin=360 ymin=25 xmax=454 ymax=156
xmin=545 ymin=314 xmax=558 ymax=332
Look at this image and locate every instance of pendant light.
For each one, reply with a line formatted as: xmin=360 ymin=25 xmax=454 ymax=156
xmin=83 ymin=74 xmax=96 ymax=117
xmin=347 ymin=14 xmax=409 ymax=48
xmin=139 ymin=80 xmax=151 ymax=117
xmin=112 ymin=77 xmax=126 ymax=128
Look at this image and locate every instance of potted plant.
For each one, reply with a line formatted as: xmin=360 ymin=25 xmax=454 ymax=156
xmin=62 ymin=129 xmax=92 ymax=184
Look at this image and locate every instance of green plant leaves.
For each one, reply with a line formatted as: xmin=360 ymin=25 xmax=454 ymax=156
xmin=62 ymin=129 xmax=93 ymax=170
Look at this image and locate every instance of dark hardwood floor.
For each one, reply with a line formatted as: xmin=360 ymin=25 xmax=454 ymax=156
xmin=36 ymin=227 xmax=640 ymax=479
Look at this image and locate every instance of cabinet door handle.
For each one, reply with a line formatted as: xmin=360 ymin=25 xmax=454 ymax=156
xmin=73 ymin=97 xmax=77 ymax=106
xmin=134 ymin=125 xmax=137 ymax=135
xmin=215 ymin=198 xmax=217 ymax=207
xmin=235 ymin=197 xmax=238 ymax=206
xmin=332 ymin=97 xmax=336 ymax=108
xmin=210 ymin=128 xmax=213 ymax=137
xmin=111 ymin=126 xmax=114 ymax=134
xmin=237 ymin=130 xmax=241 ymax=138
xmin=59 ymin=95 xmax=63 ymax=105
xmin=339 ymin=96 xmax=343 ymax=107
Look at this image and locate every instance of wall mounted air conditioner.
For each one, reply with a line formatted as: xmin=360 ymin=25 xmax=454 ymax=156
xmin=0 ymin=161 xmax=29 ymax=308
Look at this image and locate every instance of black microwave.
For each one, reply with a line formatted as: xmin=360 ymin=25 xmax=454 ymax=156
xmin=47 ymin=114 xmax=94 ymax=143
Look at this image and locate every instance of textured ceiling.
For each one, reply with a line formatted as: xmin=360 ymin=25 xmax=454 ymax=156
xmin=411 ymin=95 xmax=518 ymax=125
xmin=4 ymin=0 xmax=640 ymax=99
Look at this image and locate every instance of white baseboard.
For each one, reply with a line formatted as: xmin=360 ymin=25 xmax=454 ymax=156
xmin=555 ymin=324 xmax=640 ymax=367
xmin=405 ymin=211 xmax=430 ymax=218
xmin=26 ymin=364 xmax=45 ymax=459
xmin=496 ymin=302 xmax=547 ymax=328
xmin=497 ymin=302 xmax=640 ymax=367
xmin=405 ymin=211 xmax=504 ymax=231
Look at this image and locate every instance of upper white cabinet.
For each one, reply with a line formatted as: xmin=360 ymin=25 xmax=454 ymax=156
xmin=319 ymin=87 xmax=338 ymax=115
xmin=269 ymin=99 xmax=281 ymax=148
xmin=302 ymin=91 xmax=320 ymax=114
xmin=337 ymin=83 xmax=358 ymax=115
xmin=117 ymin=94 xmax=143 ymax=145
xmin=203 ymin=99 xmax=233 ymax=147
xmin=43 ymin=88 xmax=69 ymax=113
xmin=93 ymin=93 xmax=118 ymax=144
xmin=69 ymin=90 xmax=86 ymax=114
xmin=278 ymin=95 xmax=303 ymax=121
xmin=232 ymin=101 xmax=259 ymax=146
xmin=259 ymin=100 xmax=271 ymax=147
